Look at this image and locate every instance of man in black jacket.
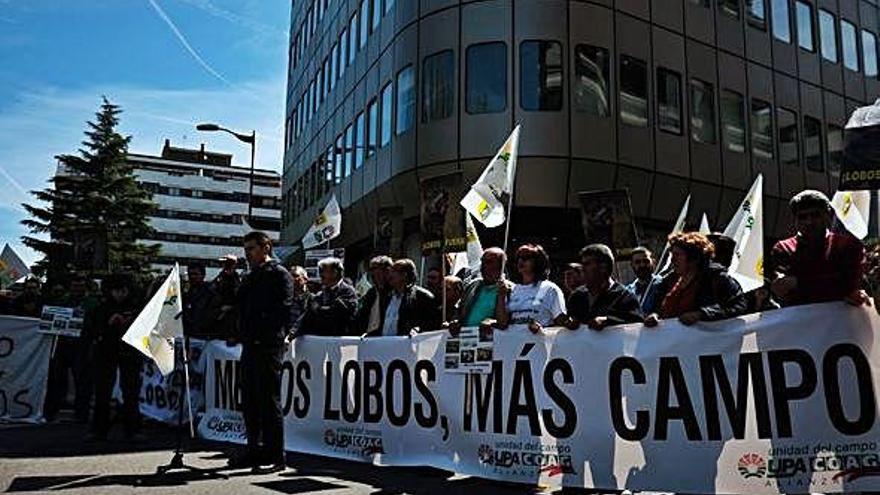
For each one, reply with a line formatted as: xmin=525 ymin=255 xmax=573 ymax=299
xmin=565 ymin=244 xmax=643 ymax=331
xmin=234 ymin=231 xmax=295 ymax=474
xmin=354 ymin=255 xmax=392 ymax=335
xmin=88 ymin=274 xmax=144 ymax=441
xmin=370 ymin=259 xmax=440 ymax=337
xmin=297 ymin=257 xmax=358 ymax=337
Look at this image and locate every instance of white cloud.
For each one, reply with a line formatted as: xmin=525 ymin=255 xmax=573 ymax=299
xmin=0 ymin=75 xmax=287 ymax=265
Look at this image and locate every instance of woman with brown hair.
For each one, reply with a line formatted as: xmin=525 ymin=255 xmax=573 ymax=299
xmin=644 ymin=232 xmax=746 ymax=327
xmin=496 ymin=244 xmax=568 ymax=333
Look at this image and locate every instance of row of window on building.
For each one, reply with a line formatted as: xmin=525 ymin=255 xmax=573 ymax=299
xmin=146 ymin=232 xmax=246 ymax=247
xmin=285 ymin=37 xmax=846 ymax=223
xmin=141 ymin=182 xmax=282 ymax=209
xmin=706 ymin=0 xmax=879 ymax=75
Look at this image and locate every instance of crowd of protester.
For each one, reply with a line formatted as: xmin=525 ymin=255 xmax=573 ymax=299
xmin=0 ymin=189 xmax=875 ymax=461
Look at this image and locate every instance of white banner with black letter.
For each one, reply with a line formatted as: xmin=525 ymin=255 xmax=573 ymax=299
xmin=199 ymin=303 xmax=880 ymax=494
xmin=0 ymin=316 xmax=52 ymax=423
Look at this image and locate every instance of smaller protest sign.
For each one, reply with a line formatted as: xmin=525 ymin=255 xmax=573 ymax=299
xmin=37 ymin=306 xmax=84 ymax=338
xmin=444 ymin=326 xmax=493 ymax=374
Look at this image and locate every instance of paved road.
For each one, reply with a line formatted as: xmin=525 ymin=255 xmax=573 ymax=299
xmin=0 ymin=417 xmax=552 ymax=494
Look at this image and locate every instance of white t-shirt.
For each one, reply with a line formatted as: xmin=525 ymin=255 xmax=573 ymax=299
xmin=507 ymin=280 xmax=566 ymax=326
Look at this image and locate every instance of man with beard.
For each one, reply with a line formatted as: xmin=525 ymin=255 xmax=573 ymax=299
xmin=625 ymin=246 xmax=663 ymax=314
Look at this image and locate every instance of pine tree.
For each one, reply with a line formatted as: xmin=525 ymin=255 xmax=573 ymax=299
xmin=21 ymin=97 xmax=160 ymax=286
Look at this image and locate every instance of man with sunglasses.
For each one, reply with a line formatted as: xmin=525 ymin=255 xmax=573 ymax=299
xmin=768 ymin=190 xmax=869 ymax=307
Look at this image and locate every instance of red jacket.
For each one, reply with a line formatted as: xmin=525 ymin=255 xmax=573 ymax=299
xmin=769 ymin=231 xmax=865 ymax=306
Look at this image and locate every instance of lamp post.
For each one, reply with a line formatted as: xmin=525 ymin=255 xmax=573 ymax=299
xmin=196 ymin=123 xmax=257 ymax=222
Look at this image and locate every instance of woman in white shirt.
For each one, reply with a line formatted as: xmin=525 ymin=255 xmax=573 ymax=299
xmin=496 ymin=244 xmax=567 ymax=333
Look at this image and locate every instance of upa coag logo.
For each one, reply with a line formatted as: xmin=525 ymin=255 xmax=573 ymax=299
xmin=738 ymin=453 xmax=767 ymax=479
xmin=475 ymin=444 xmax=576 ymax=476
xmin=324 ymin=429 xmax=337 ymax=446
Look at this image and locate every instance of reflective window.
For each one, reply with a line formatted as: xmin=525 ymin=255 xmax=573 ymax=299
xmin=827 ymin=124 xmax=843 ymax=172
xmin=803 ymin=116 xmax=824 ymax=171
xmin=842 ymin=20 xmax=859 ymax=71
xmin=381 ymin=83 xmax=393 ymax=147
xmin=795 ymin=1 xmax=814 ymax=52
xmin=520 ymin=40 xmax=563 ymax=111
xmin=421 ymin=50 xmax=455 ymax=123
xmin=772 ymin=0 xmax=791 ymax=43
xmin=619 ymin=55 xmax=648 ymax=127
xmin=720 ymin=0 xmax=740 ymax=18
xmin=334 ymin=134 xmax=344 ymax=183
xmin=751 ymin=99 xmax=774 ymax=159
xmin=690 ymin=79 xmax=716 ymax=144
xmin=396 ymin=65 xmax=415 ymax=135
xmin=689 ymin=0 xmax=709 ymax=6
xmin=466 ymin=42 xmax=507 ymax=114
xmin=819 ymin=10 xmax=837 ymax=63
xmin=360 ymin=0 xmax=370 ymax=48
xmin=367 ymin=99 xmax=378 ymax=157
xmin=344 ymin=124 xmax=354 ymax=177
xmin=339 ymin=29 xmax=348 ymax=75
xmin=574 ymin=44 xmax=610 ymax=117
xmin=385 ymin=0 xmax=394 ymax=14
xmin=721 ymin=90 xmax=746 ymax=153
xmin=747 ymin=0 xmax=766 ymax=28
xmin=355 ymin=112 xmax=365 ymax=169
xmin=349 ymin=14 xmax=358 ymax=64
xmin=372 ymin=0 xmax=382 ymax=31
xmin=331 ymin=43 xmax=338 ymax=87
xmin=656 ymin=68 xmax=682 ymax=134
xmin=778 ymin=107 xmax=799 ymax=167
xmin=863 ymin=30 xmax=878 ymax=78
xmin=325 ymin=146 xmax=334 ymax=193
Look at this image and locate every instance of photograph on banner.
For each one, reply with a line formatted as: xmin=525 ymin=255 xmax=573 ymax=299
xmin=444 ymin=326 xmax=493 ymax=374
xmin=374 ymin=206 xmax=404 ymax=256
xmin=420 ymin=172 xmax=467 ymax=255
xmin=577 ymin=189 xmax=639 ymax=257
xmin=37 ymin=305 xmax=84 ymax=338
xmin=304 ymin=248 xmax=346 ymax=280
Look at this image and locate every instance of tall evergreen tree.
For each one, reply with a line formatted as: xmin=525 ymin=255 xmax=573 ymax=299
xmin=21 ymin=97 xmax=160 ymax=286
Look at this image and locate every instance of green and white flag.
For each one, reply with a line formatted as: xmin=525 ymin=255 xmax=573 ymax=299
xmin=460 ymin=125 xmax=521 ymax=228
xmin=831 ymin=190 xmax=870 ymax=240
xmin=302 ymin=194 xmax=342 ymax=249
xmin=122 ymin=263 xmax=183 ymax=375
xmin=723 ymin=175 xmax=764 ymax=293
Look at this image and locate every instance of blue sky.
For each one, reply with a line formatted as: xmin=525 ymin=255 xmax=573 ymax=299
xmin=0 ymin=0 xmax=292 ymax=265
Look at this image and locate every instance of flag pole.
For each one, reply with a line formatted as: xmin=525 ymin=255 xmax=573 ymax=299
xmin=502 ymin=188 xmax=515 ymax=255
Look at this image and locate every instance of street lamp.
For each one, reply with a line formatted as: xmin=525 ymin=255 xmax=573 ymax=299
xmin=196 ymin=123 xmax=257 ymax=222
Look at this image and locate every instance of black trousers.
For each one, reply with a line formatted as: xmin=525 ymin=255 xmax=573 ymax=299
xmin=93 ymin=340 xmax=142 ymax=436
xmin=240 ymin=343 xmax=284 ymax=463
xmin=44 ymin=336 xmax=93 ymax=421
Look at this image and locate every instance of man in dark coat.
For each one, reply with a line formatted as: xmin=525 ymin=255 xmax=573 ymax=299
xmin=88 ymin=273 xmax=144 ymax=441
xmin=354 ymin=255 xmax=392 ymax=335
xmin=297 ymin=257 xmax=358 ymax=337
xmin=234 ymin=231 xmax=295 ymax=474
xmin=565 ymin=244 xmax=643 ymax=331
xmin=369 ymin=259 xmax=440 ymax=337
xmin=182 ymin=263 xmax=213 ymax=338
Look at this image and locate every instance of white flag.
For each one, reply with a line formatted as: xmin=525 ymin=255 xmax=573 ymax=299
xmin=723 ymin=175 xmax=764 ymax=293
xmin=656 ymin=195 xmax=690 ymax=274
xmin=699 ymin=213 xmax=711 ymax=234
xmin=460 ymin=125 xmax=521 ymax=228
xmin=831 ymin=190 xmax=870 ymax=240
xmin=122 ymin=264 xmax=183 ymax=376
xmin=451 ymin=213 xmax=485 ymax=277
xmin=302 ymin=194 xmax=342 ymax=249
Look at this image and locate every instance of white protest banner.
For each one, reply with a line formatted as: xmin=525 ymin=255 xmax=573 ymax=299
xmin=135 ymin=339 xmax=206 ymax=424
xmin=0 ymin=316 xmax=52 ymax=423
xmin=200 ymin=303 xmax=880 ymax=494
xmin=198 ymin=341 xmax=246 ymax=444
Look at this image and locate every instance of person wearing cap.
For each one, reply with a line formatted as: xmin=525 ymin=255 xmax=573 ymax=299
xmin=297 ymin=257 xmax=358 ymax=337
xmin=233 ymin=231 xmax=295 ymax=474
xmin=768 ymin=190 xmax=869 ymax=307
